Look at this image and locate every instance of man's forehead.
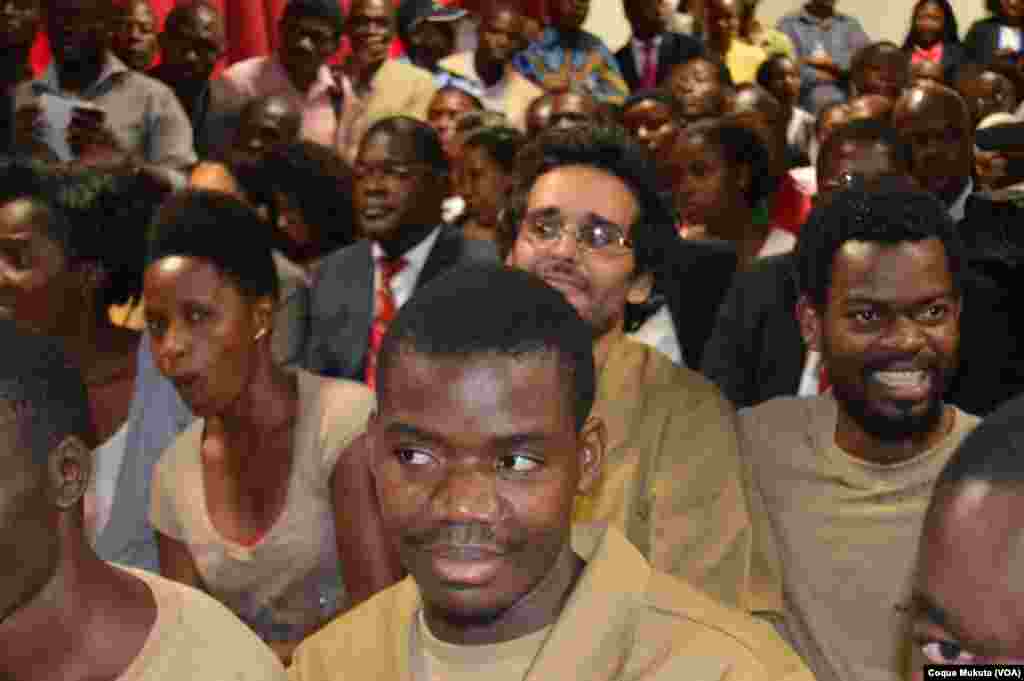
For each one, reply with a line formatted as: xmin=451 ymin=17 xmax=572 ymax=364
xmin=831 ymin=238 xmax=953 ymax=297
xmin=528 ymin=165 xmax=640 ymax=214
xmin=349 ymin=0 xmax=391 ymax=18
xmin=358 ymin=131 xmax=420 ymax=163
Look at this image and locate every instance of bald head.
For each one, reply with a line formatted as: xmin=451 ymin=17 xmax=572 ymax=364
xmin=892 ymin=85 xmax=972 ymax=204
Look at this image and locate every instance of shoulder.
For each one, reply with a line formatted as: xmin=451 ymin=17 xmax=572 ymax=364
xmin=633 ymin=570 xmax=812 ymax=678
xmin=438 ymin=51 xmax=475 ymax=77
xmin=154 ymin=418 xmax=204 ymax=481
xmin=435 ymin=225 xmax=500 ymax=264
xmin=124 ymin=568 xmax=287 ymax=679
xmin=738 ymin=395 xmax=822 ymax=443
xmin=299 ymin=369 xmax=376 ymax=431
xmin=314 ymin=240 xmax=373 ymax=283
xmin=616 ymin=338 xmax=728 ymax=409
xmin=378 ymin=58 xmax=436 ymax=87
xmin=117 ymin=69 xmax=182 ymax=102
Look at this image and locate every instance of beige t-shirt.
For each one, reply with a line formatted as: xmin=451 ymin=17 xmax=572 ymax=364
xmin=117 ymin=567 xmax=286 ymax=680
xmin=739 ymin=395 xmax=980 ymax=681
xmin=413 ymin=610 xmax=551 ymax=681
xmin=150 ymin=369 xmax=375 ymax=644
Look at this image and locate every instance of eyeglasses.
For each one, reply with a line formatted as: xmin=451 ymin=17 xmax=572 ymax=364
xmin=522 ymin=209 xmax=634 ymax=254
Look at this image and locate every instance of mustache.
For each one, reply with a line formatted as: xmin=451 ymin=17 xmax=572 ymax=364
xmin=406 ymin=523 xmax=503 ymax=550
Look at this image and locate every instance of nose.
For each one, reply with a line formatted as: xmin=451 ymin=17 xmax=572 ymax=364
xmin=297 ymin=35 xmax=314 ymax=52
xmin=153 ymin=322 xmax=189 ymax=375
xmin=547 ymin=225 xmax=581 ymax=259
xmin=886 ymin=316 xmax=927 ymax=353
xmin=432 ymin=467 xmax=500 ymax=524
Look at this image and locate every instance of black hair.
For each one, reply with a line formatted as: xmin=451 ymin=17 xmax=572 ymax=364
xmin=282 ymin=0 xmax=344 ymax=35
xmin=262 ymin=140 xmax=357 ymax=253
xmin=851 ymin=41 xmax=911 ymax=87
xmin=903 ymin=0 xmax=960 ymax=49
xmin=147 ymin=189 xmax=280 ymax=301
xmin=378 ymin=263 xmax=596 ymax=431
xmin=0 ymin=320 xmax=92 ymax=466
xmin=672 ymin=53 xmax=735 ymax=89
xmin=817 ymin=118 xmax=914 ymax=176
xmin=681 ymin=119 xmax=778 ymax=207
xmin=935 ymin=391 xmax=1024 ymax=490
xmin=0 ymin=160 xmax=161 ymax=309
xmin=163 ymin=0 xmax=220 ymax=34
xmin=755 ymin=53 xmax=796 ymax=92
xmin=501 ymin=124 xmax=678 ymax=275
xmin=362 ymin=115 xmax=449 ymax=174
xmin=795 ymin=177 xmax=965 ymax=307
xmin=621 ymin=88 xmax=684 ymax=120
xmin=462 ymin=125 xmax=526 ymax=173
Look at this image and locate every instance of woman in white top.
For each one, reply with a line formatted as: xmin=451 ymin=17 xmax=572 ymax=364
xmin=144 ymin=191 xmax=376 ymax=664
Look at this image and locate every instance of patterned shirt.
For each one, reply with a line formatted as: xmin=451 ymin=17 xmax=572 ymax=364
xmin=512 ymin=27 xmax=629 ymax=104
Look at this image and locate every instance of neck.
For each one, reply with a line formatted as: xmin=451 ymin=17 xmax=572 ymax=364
xmin=349 ymin=57 xmax=385 ymax=91
xmin=474 ymin=53 xmax=504 ymax=87
xmin=0 ymin=518 xmax=155 ymax=681
xmin=424 ymin=542 xmax=583 ymax=645
xmin=593 ymin=323 xmax=627 ymax=375
xmin=805 ymin=2 xmax=833 ymax=19
xmin=55 ymin=54 xmax=106 ymax=94
xmin=210 ymin=351 xmax=297 ymax=442
xmin=835 ymin=402 xmax=956 ymax=464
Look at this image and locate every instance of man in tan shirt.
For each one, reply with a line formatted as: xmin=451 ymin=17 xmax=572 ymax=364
xmin=289 ymin=264 xmax=813 ymax=680
xmin=909 ymin=392 xmax=1024 ymax=675
xmin=0 ymin=321 xmax=285 ymax=680
xmin=739 ymin=178 xmax=981 ymax=681
xmin=505 ymin=124 xmax=777 ymax=613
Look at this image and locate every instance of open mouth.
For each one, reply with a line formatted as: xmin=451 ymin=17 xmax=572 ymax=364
xmin=871 ymin=369 xmax=934 ymax=401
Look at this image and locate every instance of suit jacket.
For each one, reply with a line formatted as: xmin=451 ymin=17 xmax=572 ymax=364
xmin=615 ymin=32 xmax=704 ymax=91
xmin=305 ymin=226 xmax=498 ymax=379
xmin=963 ymin=17 xmax=1006 ymax=66
xmin=700 ymin=249 xmax=1024 ymax=416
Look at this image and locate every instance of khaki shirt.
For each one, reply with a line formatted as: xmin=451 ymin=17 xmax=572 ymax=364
xmin=288 ymin=524 xmax=814 ymax=681
xmin=575 ymin=335 xmax=781 ymax=614
xmin=739 ymin=395 xmax=979 ymax=681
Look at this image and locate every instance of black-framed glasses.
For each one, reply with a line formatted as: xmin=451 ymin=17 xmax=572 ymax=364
xmin=522 ymin=209 xmax=634 ymax=254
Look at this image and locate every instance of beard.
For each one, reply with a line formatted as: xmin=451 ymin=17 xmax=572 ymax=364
xmin=831 ymin=379 xmax=945 ymax=442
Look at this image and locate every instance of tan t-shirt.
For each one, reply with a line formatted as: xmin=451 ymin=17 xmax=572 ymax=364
xmin=150 ymin=369 xmax=375 ymax=644
xmin=739 ymin=395 xmax=980 ymax=681
xmin=574 ymin=334 xmax=779 ymax=614
xmin=117 ymin=567 xmax=286 ymax=680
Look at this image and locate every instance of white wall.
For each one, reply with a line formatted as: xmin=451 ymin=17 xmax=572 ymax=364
xmin=583 ymin=0 xmax=991 ymax=52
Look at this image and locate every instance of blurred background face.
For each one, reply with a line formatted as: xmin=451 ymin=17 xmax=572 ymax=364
xmin=111 ymin=0 xmax=157 ymax=71
xmin=548 ymin=92 xmax=600 ymax=129
xmin=232 ymin=99 xmax=301 ymax=162
xmin=705 ymin=0 xmax=741 ymax=49
xmin=460 ymin=144 xmax=513 ymax=226
xmin=912 ymin=0 xmax=945 ymax=46
xmin=160 ymin=5 xmax=225 ymax=83
xmin=347 ymin=0 xmax=394 ymax=66
xmin=0 ymin=0 xmax=40 ymax=51
xmin=624 ymin=0 xmax=665 ymax=39
xmin=46 ymin=0 xmax=110 ymax=67
xmin=673 ymin=132 xmax=744 ymax=227
xmin=764 ymin=57 xmax=801 ymax=108
xmin=669 ymin=59 xmax=726 ymax=121
xmin=408 ymin=19 xmax=456 ymax=71
xmin=550 ymin=0 xmax=589 ymax=33
xmin=621 ymin=99 xmax=680 ymax=183
xmin=911 ymin=60 xmax=945 ymax=87
xmin=854 ymin=51 xmax=910 ymax=99
xmin=957 ymin=71 xmax=1015 ymax=125
xmin=427 ymin=89 xmax=481 ymax=159
xmin=1000 ymin=0 xmax=1024 ymax=25
xmin=278 ymin=12 xmax=339 ymax=85
xmin=478 ymin=7 xmax=524 ymax=66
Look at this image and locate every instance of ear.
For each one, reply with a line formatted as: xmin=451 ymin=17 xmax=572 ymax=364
xmin=576 ymin=415 xmax=606 ymax=496
xmin=251 ymin=295 xmax=275 ymax=343
xmin=796 ymin=294 xmax=823 ymax=352
xmin=626 ymin=270 xmax=654 ymax=305
xmin=48 ymin=436 xmax=91 ymax=511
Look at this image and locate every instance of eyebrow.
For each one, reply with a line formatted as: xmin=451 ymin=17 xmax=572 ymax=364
xmin=841 ymin=292 xmax=955 ymax=307
xmin=526 ymin=207 xmax=624 ymax=229
xmin=384 ymin=422 xmax=554 ymax=448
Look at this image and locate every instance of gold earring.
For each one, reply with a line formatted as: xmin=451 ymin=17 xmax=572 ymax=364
xmin=254 ymin=328 xmax=268 ymax=342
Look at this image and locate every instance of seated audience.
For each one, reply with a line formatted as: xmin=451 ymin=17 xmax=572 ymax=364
xmin=0 ymin=0 xmax=40 ymax=155
xmin=910 ymin=392 xmax=1024 ymax=672
xmin=974 ymin=111 xmax=1024 ymax=192
xmin=395 ymin=0 xmax=464 ymax=76
xmin=777 ymin=0 xmax=870 ymax=113
xmin=616 ymin=0 xmax=703 ymax=91
xmin=13 ymin=0 xmax=196 ymax=168
xmin=903 ymin=0 xmax=966 ymax=84
xmin=504 ymin=125 xmax=774 ymax=612
xmin=741 ymin=0 xmax=796 ymax=59
xmin=0 ymin=320 xmax=287 ymax=681
xmin=146 ymin=191 xmax=376 ymax=664
xmin=964 ymin=0 xmax=1024 ymax=67
xmin=740 ymin=179 xmax=981 ymax=681
xmin=849 ymin=41 xmax=911 ymax=100
xmin=0 ymin=161 xmax=169 ymax=570
xmin=676 ymin=120 xmax=793 ymax=267
xmin=953 ymin=62 xmax=1017 ymax=126
xmin=512 ymin=0 xmax=629 ymax=104
xmin=426 ymin=84 xmax=482 ymax=159
xmin=304 ymin=117 xmax=498 ymax=385
xmin=910 ymin=58 xmax=946 ymax=85
xmin=547 ymin=89 xmax=606 ymax=129
xmin=847 ymin=92 xmax=896 ymax=121
xmin=525 ymin=91 xmax=555 ymax=135
xmin=289 ymin=264 xmax=814 ymax=681
xmin=620 ymin=90 xmax=684 ymax=190
xmin=438 ymin=1 xmax=543 ymax=131
xmin=666 ymin=53 xmax=734 ymax=124
xmin=703 ymin=0 xmax=767 ymax=84
xmin=457 ymin=125 xmax=524 ymax=244
xmin=701 ymin=119 xmax=914 ymax=408
xmin=149 ymin=0 xmax=240 ymax=160
xmin=791 ymin=100 xmax=851 ymax=191
xmin=111 ymin=0 xmax=158 ymax=72
xmin=757 ymin=53 xmax=816 ymax=166
xmin=228 ymin=95 xmax=303 ymax=164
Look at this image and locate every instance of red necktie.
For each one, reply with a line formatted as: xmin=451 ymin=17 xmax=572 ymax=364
xmin=818 ymin=361 xmax=831 ymax=394
xmin=365 ymin=257 xmax=408 ymax=390
xmin=642 ymin=40 xmax=658 ymax=89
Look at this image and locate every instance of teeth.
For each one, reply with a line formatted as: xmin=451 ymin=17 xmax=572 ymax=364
xmin=874 ymin=370 xmax=926 ymax=388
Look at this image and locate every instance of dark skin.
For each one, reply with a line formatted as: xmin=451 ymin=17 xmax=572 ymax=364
xmin=525 ymin=94 xmax=554 ymax=136
xmin=547 ymin=91 xmax=601 ymax=129
xmin=344 ymin=0 xmax=395 ymax=90
xmin=371 ymin=352 xmax=605 ymax=645
xmin=352 ymin=128 xmax=447 ymax=258
xmin=0 ymin=0 xmax=41 ymax=90
xmin=728 ymin=86 xmax=787 ymax=176
xmin=278 ymin=12 xmax=340 ymax=96
xmin=814 ymin=139 xmax=910 ymax=205
xmin=801 ymin=0 xmax=841 ymax=81
xmin=0 ymin=422 xmax=156 ymax=681
xmin=230 ymin=96 xmax=302 ymax=163
xmin=475 ymin=3 xmax=524 ymax=87
xmin=111 ymin=0 xmax=158 ymax=72
xmin=158 ymin=3 xmax=227 ymax=89
xmin=798 ymin=238 xmax=960 ymax=464
xmin=624 ymin=0 xmax=666 ymax=41
xmin=704 ymin=0 xmax=741 ymax=58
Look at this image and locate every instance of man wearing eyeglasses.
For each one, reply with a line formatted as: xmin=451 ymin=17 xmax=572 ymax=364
xmin=305 ymin=115 xmax=498 ymax=386
xmin=503 ymin=124 xmax=779 ymax=614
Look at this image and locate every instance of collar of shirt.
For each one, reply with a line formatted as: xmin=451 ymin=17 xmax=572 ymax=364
xmin=371 ymin=226 xmax=442 ymax=308
xmin=948 ymin=177 xmax=974 ymax=222
xmin=37 ymin=52 xmax=128 ymax=98
xmin=268 ymin=53 xmax=339 ymax=103
xmin=631 ymin=34 xmax=663 ymax=69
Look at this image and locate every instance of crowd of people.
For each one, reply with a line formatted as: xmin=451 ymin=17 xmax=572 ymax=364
xmin=2 ymin=0 xmax=1024 ymax=678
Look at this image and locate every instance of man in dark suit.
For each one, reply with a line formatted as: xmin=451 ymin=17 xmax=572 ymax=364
xmin=305 ymin=116 xmax=497 ymax=383
xmin=616 ymin=0 xmax=703 ymax=92
xmin=149 ymin=0 xmax=243 ymax=160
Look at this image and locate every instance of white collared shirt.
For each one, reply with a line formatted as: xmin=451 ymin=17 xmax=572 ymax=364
xmin=371 ymin=226 xmax=442 ymax=312
xmin=948 ymin=177 xmax=974 ymax=222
